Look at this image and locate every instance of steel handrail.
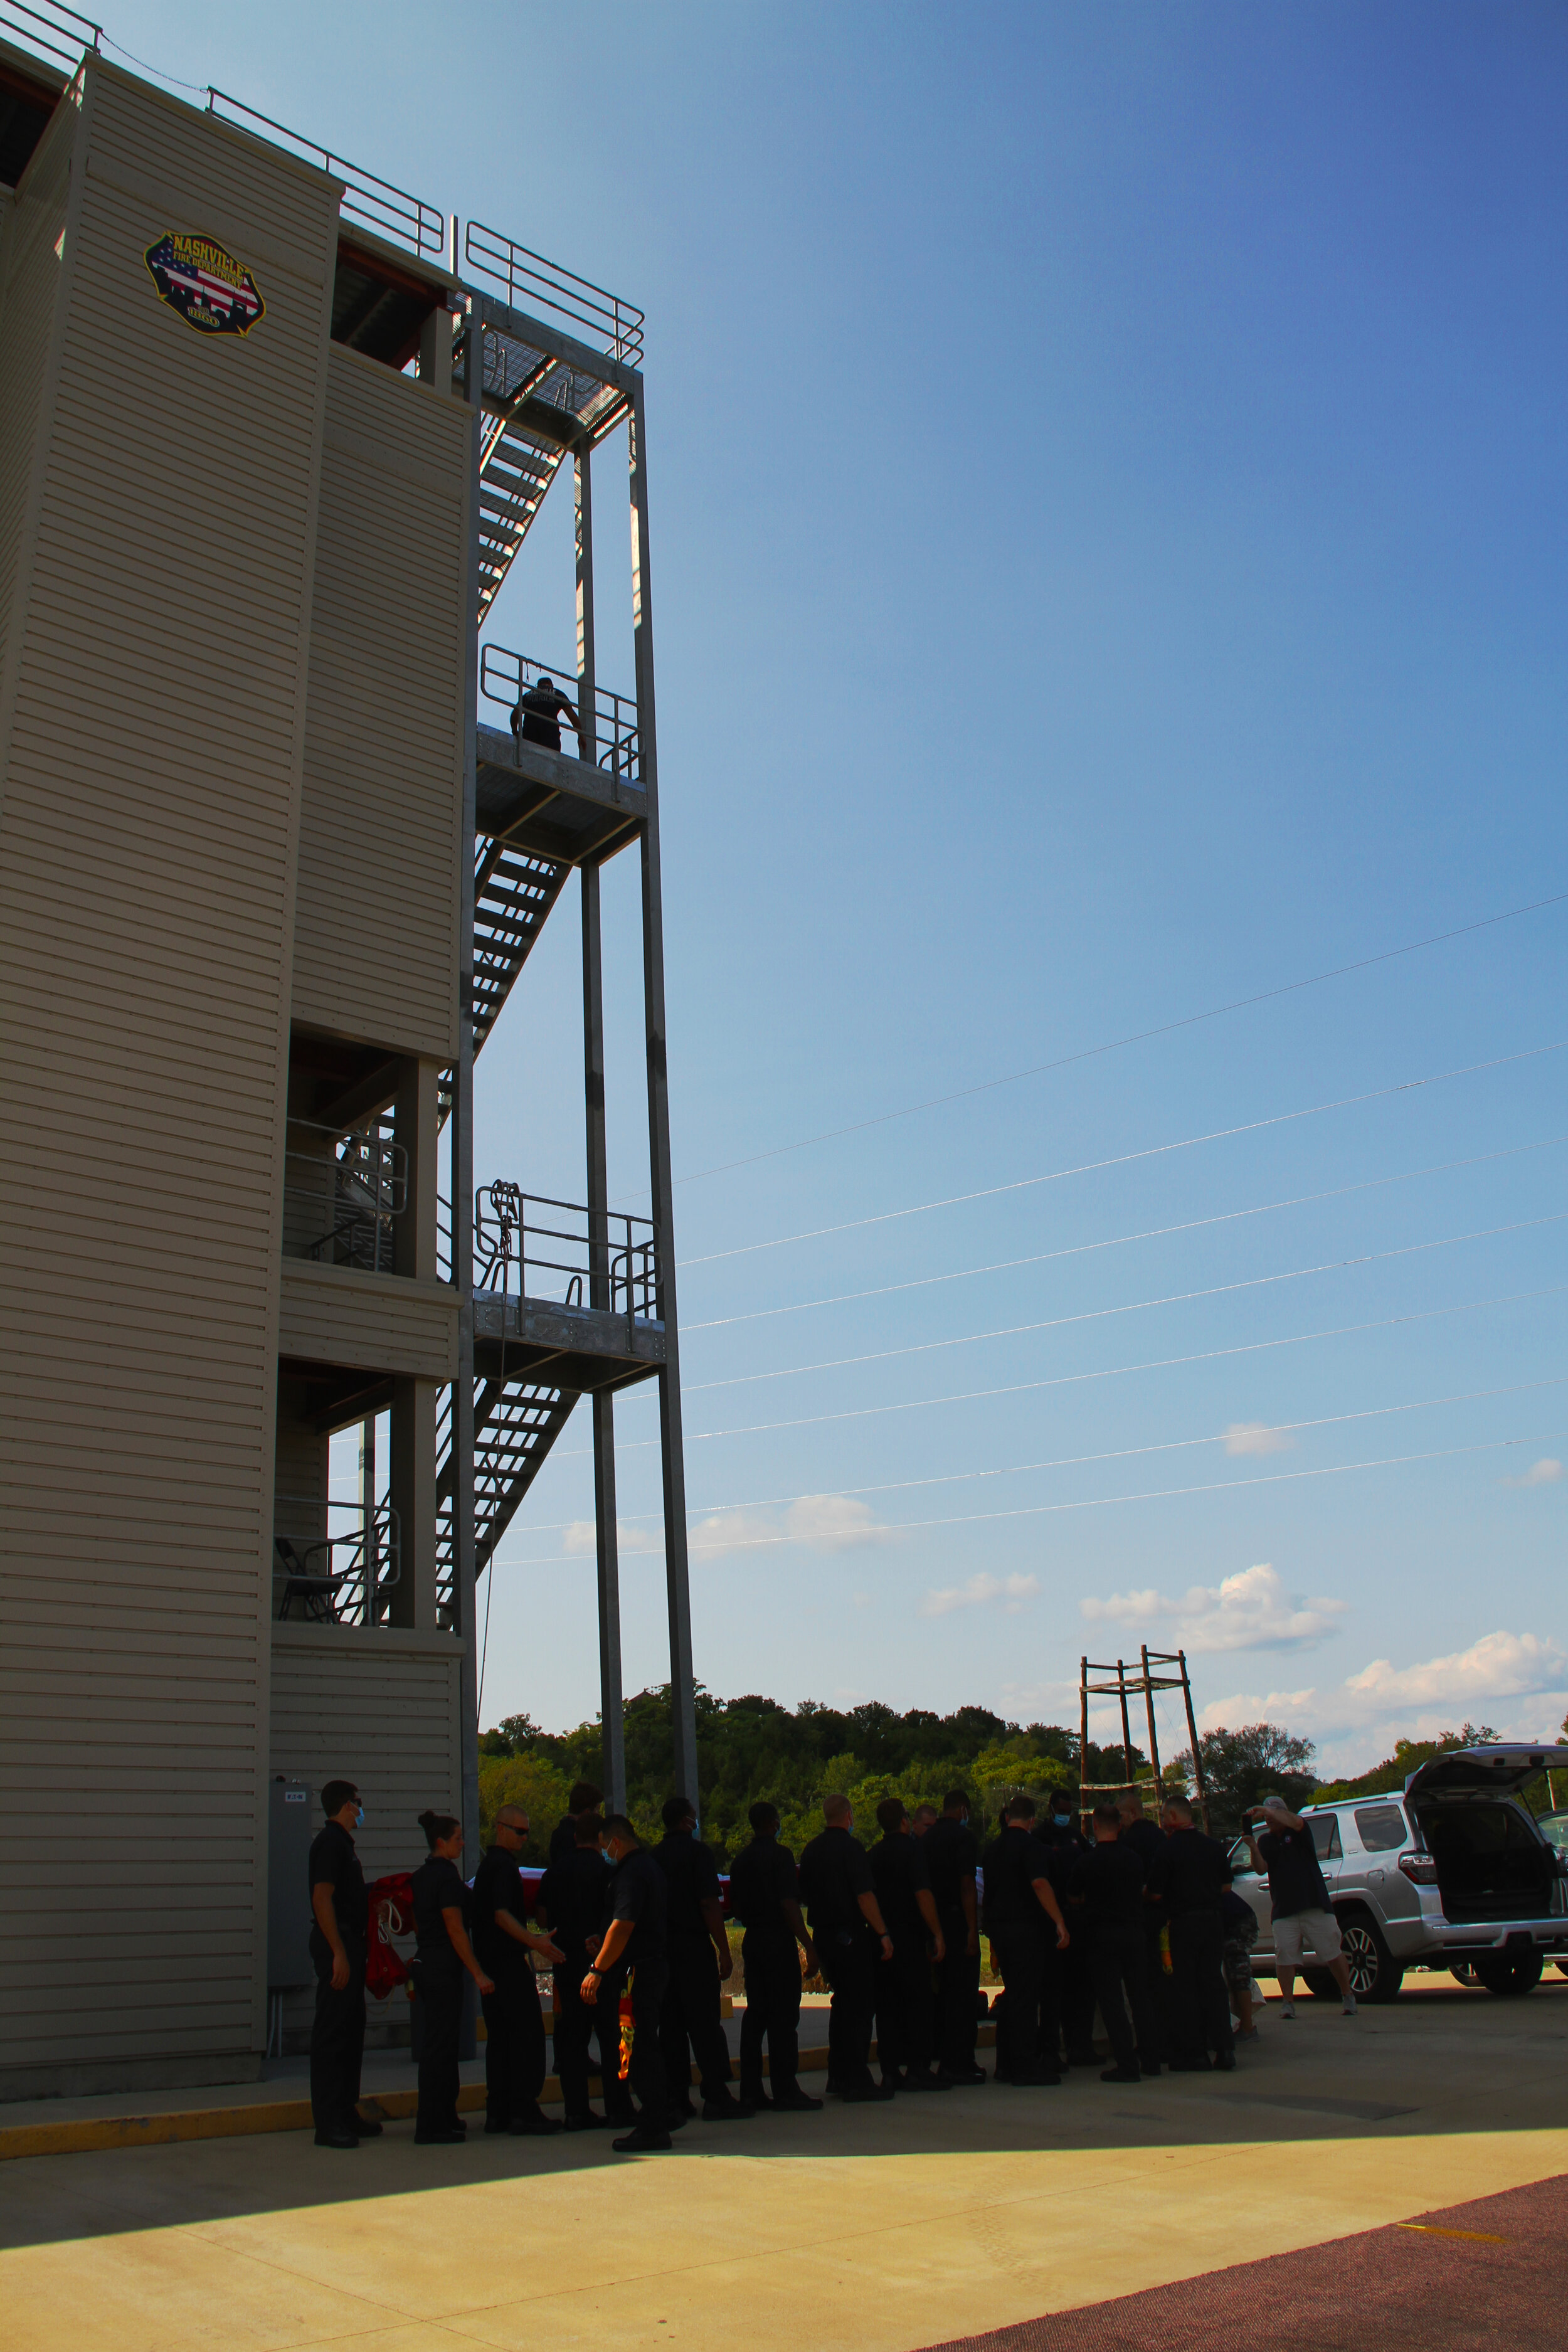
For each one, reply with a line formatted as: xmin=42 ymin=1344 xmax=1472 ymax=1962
xmin=0 ymin=0 xmax=99 ymax=70
xmin=480 ymin=644 xmax=640 ymax=784
xmin=206 ymin=91 xmax=445 ymax=260
xmin=283 ymin=1116 xmax=406 ymax=1278
xmin=273 ymin=1496 xmax=401 ymax=1628
xmin=474 ymin=1182 xmax=658 ymax=1323
xmin=464 ymin=220 xmax=644 ymax=366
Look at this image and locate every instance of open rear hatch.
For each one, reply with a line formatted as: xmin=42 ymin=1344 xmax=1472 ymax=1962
xmin=1407 ymin=1745 xmax=1568 ymax=1924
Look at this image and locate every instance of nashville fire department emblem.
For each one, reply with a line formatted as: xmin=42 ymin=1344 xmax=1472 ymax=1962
xmin=144 ymin=231 xmax=265 ymax=336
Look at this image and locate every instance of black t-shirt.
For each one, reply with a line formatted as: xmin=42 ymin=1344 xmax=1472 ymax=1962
xmin=1069 ymin=1841 xmax=1147 ymax=1937
xmin=470 ymin=1844 xmax=533 ymax=1978
xmin=1256 ymin=1825 xmax=1329 ymax=1918
xmin=548 ymin=1815 xmax=578 ymax=1866
xmin=411 ymin=1855 xmax=467 ymax=1976
xmin=652 ymin=1829 xmax=723 ymax=1943
xmin=728 ymin=1836 xmax=798 ymax=1941
xmin=538 ymin=1843 xmax=612 ymax=1965
xmin=980 ymin=1824 xmax=1054 ymax=1931
xmin=308 ymin=1820 xmax=367 ymax=1957
xmin=514 ymin=681 xmax=575 ymax=750
xmin=923 ymin=1815 xmax=980 ymax=1916
xmin=608 ymin=1845 xmax=667 ymax=1966
xmin=1162 ymin=1826 xmax=1232 ymax=1914
xmin=869 ymin=1831 xmax=932 ymax=1945
xmin=1120 ymin=1817 xmax=1168 ymax=1912
xmin=798 ymin=1825 xmax=874 ymax=1936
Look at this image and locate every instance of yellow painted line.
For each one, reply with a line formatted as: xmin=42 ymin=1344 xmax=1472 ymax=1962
xmin=1394 ymin=2223 xmax=1513 ymax=2243
xmin=0 ymin=2021 xmax=998 ymax=2163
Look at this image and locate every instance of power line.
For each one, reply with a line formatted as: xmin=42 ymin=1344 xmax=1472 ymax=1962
xmin=635 ymin=891 xmax=1568 ymax=1197
xmin=682 ymin=1134 xmax=1568 ymax=1332
xmin=684 ymin=1211 xmax=1568 ymax=1394
xmin=499 ymin=1429 xmax=1564 ymax=1565
xmin=501 ymin=1373 xmax=1568 ymax=1542
xmin=558 ymin=1280 xmax=1568 ymax=1450
xmin=679 ymin=1041 xmax=1568 ymax=1270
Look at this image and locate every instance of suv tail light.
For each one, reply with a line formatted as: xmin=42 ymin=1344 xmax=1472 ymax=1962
xmin=1399 ymin=1854 xmax=1438 ymax=1886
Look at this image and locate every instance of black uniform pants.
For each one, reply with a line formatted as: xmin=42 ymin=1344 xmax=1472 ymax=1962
xmin=989 ymin=1922 xmax=1048 ymax=2080
xmin=482 ymin=1968 xmax=547 ymax=2124
xmin=1089 ymin=1931 xmax=1158 ymax=2074
xmin=1061 ymin=1936 xmax=1098 ymax=2058
xmin=1168 ymin=1909 xmax=1234 ymax=2062
xmin=660 ymin=1936 xmax=734 ymax=2106
xmin=934 ymin=1907 xmax=980 ymax=2074
xmin=619 ymin=1956 xmax=669 ymax=2126
xmin=415 ymin=1968 xmax=465 ymax=2135
xmin=309 ymin=1949 xmax=366 ymax=2134
xmin=818 ymin=1926 xmax=876 ymax=2091
xmin=553 ymin=1966 xmax=633 ymax=2120
xmin=739 ymin=1931 xmax=802 ymax=2099
xmin=874 ymin=1936 xmax=935 ymax=2079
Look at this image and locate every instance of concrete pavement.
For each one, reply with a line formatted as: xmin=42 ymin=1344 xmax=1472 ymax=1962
xmin=3 ymin=1978 xmax=1565 ymax=2352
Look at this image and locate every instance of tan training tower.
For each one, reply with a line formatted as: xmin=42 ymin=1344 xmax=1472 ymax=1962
xmin=0 ymin=17 xmax=694 ymax=2100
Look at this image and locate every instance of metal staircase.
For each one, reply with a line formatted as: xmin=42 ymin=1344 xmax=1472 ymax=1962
xmin=435 ymin=1376 xmax=578 ymax=1614
xmin=476 ymin=411 xmax=568 ymax=622
xmin=472 ymin=839 xmax=571 ymax=1055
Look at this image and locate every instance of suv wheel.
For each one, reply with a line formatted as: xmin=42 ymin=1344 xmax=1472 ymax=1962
xmin=1338 ymin=1912 xmax=1404 ymax=2003
xmin=1450 ymin=1961 xmax=1481 ymax=1988
xmin=1474 ymin=1951 xmax=1544 ymax=1996
xmin=1301 ymin=1968 xmax=1337 ymax=1998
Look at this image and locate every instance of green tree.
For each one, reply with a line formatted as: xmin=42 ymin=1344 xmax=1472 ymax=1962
xmin=1177 ymin=1722 xmax=1318 ymax=1833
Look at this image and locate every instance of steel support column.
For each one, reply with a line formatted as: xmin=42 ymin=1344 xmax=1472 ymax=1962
xmin=577 ymin=439 xmax=627 ymax=1812
xmin=627 ymin=380 xmax=699 ymax=1814
xmin=454 ymin=299 xmax=483 ymax=1868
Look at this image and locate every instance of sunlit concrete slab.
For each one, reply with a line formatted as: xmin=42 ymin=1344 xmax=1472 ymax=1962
xmin=3 ymin=1984 xmax=1565 ymax=2352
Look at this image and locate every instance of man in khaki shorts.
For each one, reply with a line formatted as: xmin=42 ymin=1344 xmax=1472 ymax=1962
xmin=1244 ymin=1797 xmax=1357 ymax=2018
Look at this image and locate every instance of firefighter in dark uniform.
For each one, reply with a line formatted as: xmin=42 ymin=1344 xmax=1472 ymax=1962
xmin=538 ymin=1809 xmax=630 ymax=2128
xmin=1158 ymin=1794 xmax=1237 ymax=2071
xmin=1069 ymin=1801 xmax=1161 ymax=2082
xmin=980 ymin=1796 xmax=1070 ymax=2085
xmin=1116 ymin=1788 xmax=1170 ymax=2074
xmin=798 ymin=1793 xmax=894 ymax=2102
xmin=547 ymin=1778 xmax=603 ymax=1867
xmin=512 ymin=671 xmax=583 ymax=756
xmin=309 ymin=1778 xmax=376 ymax=2149
xmin=469 ymin=1804 xmax=566 ymax=2134
xmin=869 ymin=1798 xmax=950 ymax=2091
xmin=1040 ymin=1789 xmax=1096 ymax=2067
xmin=581 ymin=1813 xmax=671 ymax=2153
xmin=410 ymin=1809 xmax=494 ymax=2144
xmin=727 ymin=1800 xmax=823 ymax=2111
xmin=923 ymin=1789 xmax=983 ymax=2083
xmin=652 ymin=1796 xmax=752 ymax=2122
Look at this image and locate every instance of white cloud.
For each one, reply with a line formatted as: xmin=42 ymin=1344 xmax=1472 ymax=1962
xmin=1507 ymin=1458 xmax=1563 ymax=1488
xmin=1200 ymin=1630 xmax=1568 ymax=1776
xmin=1082 ymin=1562 xmax=1347 ymax=1653
xmin=1223 ymin=1422 xmax=1295 ymax=1458
xmin=919 ymin=1571 xmax=1040 ymax=1619
xmin=687 ymin=1493 xmax=893 ymax=1559
xmin=1344 ymin=1629 xmax=1568 ymax=1711
xmin=562 ymin=1518 xmax=664 ymax=1556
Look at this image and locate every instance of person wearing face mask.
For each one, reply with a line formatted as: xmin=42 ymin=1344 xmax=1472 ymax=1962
xmin=309 ymin=1778 xmax=378 ymax=2149
xmin=470 ymin=1804 xmax=566 ymax=2135
xmin=1041 ymin=1789 xmax=1095 ymax=2067
xmin=411 ymin=1809 xmax=494 ymax=2144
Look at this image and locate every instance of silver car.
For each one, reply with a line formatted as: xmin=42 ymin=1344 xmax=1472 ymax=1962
xmin=1227 ymin=1742 xmax=1568 ymax=2003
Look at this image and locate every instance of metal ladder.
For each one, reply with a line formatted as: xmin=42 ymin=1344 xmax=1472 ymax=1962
xmin=435 ymin=1376 xmax=578 ymax=1617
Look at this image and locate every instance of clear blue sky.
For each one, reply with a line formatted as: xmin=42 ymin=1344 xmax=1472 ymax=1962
xmin=112 ymin=1 xmax=1568 ymax=1774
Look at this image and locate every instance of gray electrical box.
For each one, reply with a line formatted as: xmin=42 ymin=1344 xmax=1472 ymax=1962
xmin=268 ymin=1777 xmax=315 ymax=1989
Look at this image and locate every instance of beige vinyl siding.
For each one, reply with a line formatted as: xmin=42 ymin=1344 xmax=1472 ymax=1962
xmin=0 ymin=89 xmax=73 ymax=715
xmin=290 ymin=342 xmax=467 ymax=1059
xmin=278 ymin=1259 xmax=459 ymax=1380
xmin=0 ymin=60 xmax=339 ymax=2094
xmin=270 ymin=1623 xmax=463 ymax=1874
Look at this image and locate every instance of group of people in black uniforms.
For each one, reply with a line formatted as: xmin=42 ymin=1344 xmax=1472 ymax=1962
xmin=305 ymin=1769 xmax=1241 ymax=2157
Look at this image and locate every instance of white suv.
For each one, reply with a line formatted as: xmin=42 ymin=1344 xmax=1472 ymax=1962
xmin=1227 ymin=1743 xmax=1568 ymax=2003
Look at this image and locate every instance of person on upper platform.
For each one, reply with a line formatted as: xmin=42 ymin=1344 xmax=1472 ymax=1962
xmin=512 ymin=671 xmax=585 ymax=758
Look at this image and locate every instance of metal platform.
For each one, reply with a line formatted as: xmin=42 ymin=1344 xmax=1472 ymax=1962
xmin=475 ymin=724 xmax=645 ymax=866
xmin=473 ymin=1289 xmax=663 ymax=1393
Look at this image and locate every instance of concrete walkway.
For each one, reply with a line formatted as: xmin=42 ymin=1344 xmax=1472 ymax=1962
xmin=3 ymin=1981 xmax=1565 ymax=2352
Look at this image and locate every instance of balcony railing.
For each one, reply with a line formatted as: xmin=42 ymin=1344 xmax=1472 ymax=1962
xmin=475 ymin=1183 xmax=658 ymax=1324
xmin=283 ymin=1118 xmax=405 ymax=1276
xmin=0 ymin=0 xmax=98 ymax=69
xmin=206 ymin=91 xmax=446 ymax=260
xmin=480 ymin=644 xmax=640 ymax=786
xmin=464 ymin=221 xmax=644 ymax=366
xmin=273 ymin=1496 xmax=400 ymax=1627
